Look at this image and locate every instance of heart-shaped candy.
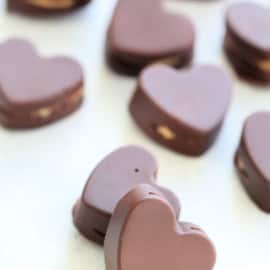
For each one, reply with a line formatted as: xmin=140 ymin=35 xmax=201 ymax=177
xmin=106 ymin=0 xmax=195 ymax=75
xmin=0 ymin=39 xmax=84 ymax=128
xmin=130 ymin=64 xmax=232 ymax=155
xmin=73 ymin=146 xmax=180 ymax=245
xmin=225 ymin=3 xmax=270 ymax=83
xmin=105 ymin=184 xmax=216 ymax=270
xmin=235 ymin=112 xmax=270 ymax=212
xmin=7 ymin=0 xmax=90 ymax=14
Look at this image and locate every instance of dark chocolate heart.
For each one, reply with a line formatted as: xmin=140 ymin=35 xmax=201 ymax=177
xmin=7 ymin=0 xmax=90 ymax=14
xmin=224 ymin=3 xmax=270 ymax=83
xmin=105 ymin=184 xmax=216 ymax=270
xmin=0 ymin=39 xmax=83 ymax=128
xmin=130 ymin=64 xmax=232 ymax=155
xmin=73 ymin=146 xmax=180 ymax=245
xmin=226 ymin=3 xmax=270 ymax=54
xmin=235 ymin=112 xmax=270 ymax=212
xmin=107 ymin=0 xmax=195 ymax=75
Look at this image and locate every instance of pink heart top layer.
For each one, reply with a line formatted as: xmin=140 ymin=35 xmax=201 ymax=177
xmin=243 ymin=112 xmax=270 ymax=181
xmin=226 ymin=3 xmax=270 ymax=54
xmin=0 ymin=39 xmax=83 ymax=110
xmin=108 ymin=0 xmax=195 ymax=57
xmin=139 ymin=65 xmax=232 ymax=133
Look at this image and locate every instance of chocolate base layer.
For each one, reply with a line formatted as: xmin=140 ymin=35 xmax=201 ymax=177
xmin=72 ymin=200 xmax=107 ymax=244
xmin=224 ymin=47 xmax=270 ymax=85
xmin=7 ymin=0 xmax=90 ymax=15
xmin=224 ymin=31 xmax=270 ymax=84
xmin=106 ymin=46 xmax=193 ymax=76
xmin=0 ymin=87 xmax=83 ymax=129
xmin=129 ymin=87 xmax=222 ymax=156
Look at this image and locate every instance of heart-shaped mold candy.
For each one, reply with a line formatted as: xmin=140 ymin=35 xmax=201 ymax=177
xmin=106 ymin=0 xmax=195 ymax=75
xmin=73 ymin=146 xmax=180 ymax=245
xmin=7 ymin=0 xmax=90 ymax=14
xmin=224 ymin=3 xmax=270 ymax=83
xmin=105 ymin=184 xmax=216 ymax=270
xmin=129 ymin=64 xmax=232 ymax=156
xmin=235 ymin=112 xmax=270 ymax=212
xmin=0 ymin=39 xmax=84 ymax=129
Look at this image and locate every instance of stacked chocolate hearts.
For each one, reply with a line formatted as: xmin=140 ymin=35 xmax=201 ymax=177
xmin=73 ymin=146 xmax=216 ymax=270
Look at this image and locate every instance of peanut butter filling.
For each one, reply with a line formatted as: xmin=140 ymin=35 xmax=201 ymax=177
xmin=69 ymin=87 xmax=83 ymax=104
xmin=30 ymin=87 xmax=83 ymax=120
xmin=236 ymin=156 xmax=245 ymax=171
xmin=236 ymin=155 xmax=250 ymax=179
xmin=156 ymin=125 xmax=176 ymax=140
xmin=153 ymin=55 xmax=180 ymax=67
xmin=36 ymin=107 xmax=52 ymax=119
xmin=26 ymin=0 xmax=76 ymax=9
xmin=258 ymin=60 xmax=270 ymax=73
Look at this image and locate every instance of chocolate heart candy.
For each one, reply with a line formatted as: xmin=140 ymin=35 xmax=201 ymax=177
xmin=235 ymin=112 xmax=270 ymax=213
xmin=73 ymin=146 xmax=180 ymax=245
xmin=7 ymin=0 xmax=90 ymax=14
xmin=106 ymin=0 xmax=195 ymax=75
xmin=105 ymin=184 xmax=216 ymax=270
xmin=129 ymin=65 xmax=232 ymax=156
xmin=0 ymin=39 xmax=84 ymax=129
xmin=224 ymin=3 xmax=270 ymax=83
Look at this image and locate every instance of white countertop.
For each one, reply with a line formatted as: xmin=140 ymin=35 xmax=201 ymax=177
xmin=1 ymin=0 xmax=270 ymax=269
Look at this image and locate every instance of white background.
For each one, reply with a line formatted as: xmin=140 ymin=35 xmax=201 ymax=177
xmin=0 ymin=0 xmax=270 ymax=269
